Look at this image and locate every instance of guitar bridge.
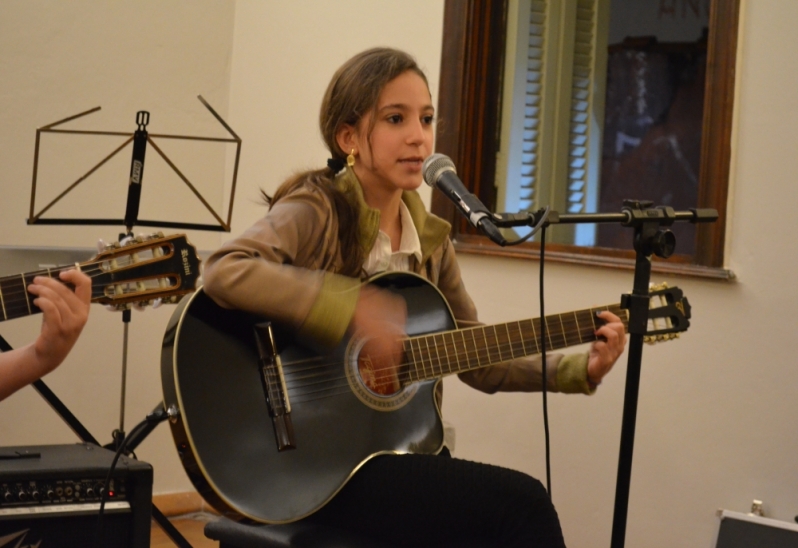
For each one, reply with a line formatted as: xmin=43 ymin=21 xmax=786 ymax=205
xmin=254 ymin=322 xmax=296 ymax=451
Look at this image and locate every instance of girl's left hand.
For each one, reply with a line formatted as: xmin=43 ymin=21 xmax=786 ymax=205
xmin=586 ymin=311 xmax=627 ymax=387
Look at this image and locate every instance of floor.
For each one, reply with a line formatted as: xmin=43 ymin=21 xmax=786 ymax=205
xmin=151 ymin=512 xmax=218 ymax=548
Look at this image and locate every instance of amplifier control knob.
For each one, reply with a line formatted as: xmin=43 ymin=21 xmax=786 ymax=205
xmin=2 ymin=491 xmax=12 ymax=502
xmin=17 ymin=490 xmax=28 ymax=502
xmin=31 ymin=490 xmax=40 ymax=501
xmin=46 ymin=489 xmax=55 ymax=500
xmin=86 ymin=486 xmax=95 ymax=497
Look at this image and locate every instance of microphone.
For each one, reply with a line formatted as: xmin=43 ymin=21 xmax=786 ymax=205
xmin=422 ymin=153 xmax=506 ymax=246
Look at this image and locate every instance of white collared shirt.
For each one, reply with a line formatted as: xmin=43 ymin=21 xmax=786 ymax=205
xmin=362 ymin=200 xmax=422 ymax=276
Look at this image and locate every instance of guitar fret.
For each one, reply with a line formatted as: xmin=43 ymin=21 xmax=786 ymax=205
xmin=460 ymin=331 xmax=470 ymax=370
xmin=543 ymin=317 xmax=553 ymax=349
xmin=492 ymin=325 xmax=504 ymax=363
xmin=505 ymin=324 xmax=515 ymax=359
xmin=485 ymin=326 xmax=494 ymax=363
xmin=451 ymin=332 xmax=462 ymax=373
xmin=430 ymin=334 xmax=445 ymax=376
xmin=416 ymin=338 xmax=427 ymax=381
xmin=471 ymin=329 xmax=482 ymax=367
xmin=21 ymin=274 xmax=32 ymax=315
xmin=415 ymin=338 xmax=428 ymax=380
xmin=403 ymin=340 xmax=416 ymax=383
xmin=576 ymin=309 xmax=596 ymax=342
xmin=558 ymin=314 xmax=569 ymax=347
xmin=441 ymin=332 xmax=453 ymax=374
xmin=515 ymin=321 xmax=528 ymax=356
xmin=423 ymin=336 xmax=437 ymax=378
xmin=559 ymin=312 xmax=580 ymax=348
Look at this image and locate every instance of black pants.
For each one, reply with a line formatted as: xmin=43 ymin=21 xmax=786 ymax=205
xmin=306 ymin=450 xmax=566 ymax=548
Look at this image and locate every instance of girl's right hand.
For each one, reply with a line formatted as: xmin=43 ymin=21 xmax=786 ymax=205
xmin=351 ymin=286 xmax=407 ymax=395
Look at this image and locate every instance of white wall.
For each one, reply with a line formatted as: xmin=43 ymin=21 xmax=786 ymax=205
xmin=223 ymin=1 xmax=443 ymax=233
xmin=3 ymin=2 xmax=798 ymax=548
xmin=0 ymin=0 xmax=236 ymax=494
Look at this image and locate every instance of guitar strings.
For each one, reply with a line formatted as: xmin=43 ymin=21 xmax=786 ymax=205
xmin=280 ymin=311 xmax=614 ymax=394
xmin=284 ymin=334 xmax=550 ymax=404
xmin=277 ymin=310 xmax=622 ymax=402
xmin=287 ymin=306 xmax=615 ymax=383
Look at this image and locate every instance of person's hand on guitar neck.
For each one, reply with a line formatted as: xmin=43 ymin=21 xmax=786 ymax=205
xmin=0 ymin=269 xmax=91 ymax=401
xmin=27 ymin=269 xmax=92 ymax=375
xmin=351 ymin=286 xmax=407 ymax=396
xmin=586 ymin=310 xmax=627 ymax=388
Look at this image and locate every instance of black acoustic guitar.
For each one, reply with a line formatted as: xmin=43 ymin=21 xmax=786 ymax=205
xmin=161 ymin=272 xmax=690 ymax=524
xmin=0 ymin=233 xmax=200 ymax=320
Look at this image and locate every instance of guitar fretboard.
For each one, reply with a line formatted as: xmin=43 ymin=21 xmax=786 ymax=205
xmin=0 ymin=269 xmax=54 ymax=322
xmin=402 ymin=304 xmax=628 ymax=382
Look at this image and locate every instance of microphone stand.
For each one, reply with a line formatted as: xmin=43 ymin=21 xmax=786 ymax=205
xmin=490 ymin=200 xmax=718 ymax=548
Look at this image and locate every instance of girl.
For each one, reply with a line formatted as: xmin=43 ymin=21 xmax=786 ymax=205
xmin=203 ymin=47 xmax=625 ymax=547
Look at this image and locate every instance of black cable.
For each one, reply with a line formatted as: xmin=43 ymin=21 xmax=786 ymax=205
xmin=94 ymin=407 xmax=169 ymax=548
xmin=539 ymin=226 xmax=552 ymax=497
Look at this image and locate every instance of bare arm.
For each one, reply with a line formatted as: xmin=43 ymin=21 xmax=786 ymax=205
xmin=0 ymin=269 xmax=91 ymax=401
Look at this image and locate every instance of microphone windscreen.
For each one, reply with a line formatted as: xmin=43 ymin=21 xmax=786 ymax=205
xmin=422 ymin=153 xmax=455 ymax=187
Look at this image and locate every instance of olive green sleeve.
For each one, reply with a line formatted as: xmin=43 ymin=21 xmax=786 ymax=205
xmin=297 ymin=273 xmax=361 ymax=349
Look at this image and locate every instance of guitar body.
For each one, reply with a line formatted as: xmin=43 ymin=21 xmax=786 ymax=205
xmin=161 ymin=272 xmax=456 ymax=524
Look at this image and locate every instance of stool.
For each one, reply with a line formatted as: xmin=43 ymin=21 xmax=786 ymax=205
xmin=204 ymin=517 xmax=394 ymax=548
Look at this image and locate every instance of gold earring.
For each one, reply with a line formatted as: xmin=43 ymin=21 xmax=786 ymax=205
xmin=347 ymin=149 xmax=356 ymax=168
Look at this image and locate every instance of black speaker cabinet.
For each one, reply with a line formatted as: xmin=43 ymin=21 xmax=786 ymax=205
xmin=0 ymin=443 xmax=152 ymax=547
xmin=715 ymin=509 xmax=798 ymax=548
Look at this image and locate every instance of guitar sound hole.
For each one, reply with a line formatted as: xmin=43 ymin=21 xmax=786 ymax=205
xmin=346 ymin=334 xmax=417 ymax=411
xmin=357 ymin=348 xmax=406 ymax=397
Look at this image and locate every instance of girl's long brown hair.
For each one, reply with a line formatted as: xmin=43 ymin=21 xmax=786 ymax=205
xmin=262 ymin=47 xmax=429 ymax=277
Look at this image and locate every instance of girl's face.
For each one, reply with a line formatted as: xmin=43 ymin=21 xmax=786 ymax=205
xmin=343 ymin=70 xmax=435 ymax=198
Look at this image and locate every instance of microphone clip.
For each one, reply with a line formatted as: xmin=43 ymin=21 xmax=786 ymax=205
xmin=491 ymin=207 xmax=551 ymax=243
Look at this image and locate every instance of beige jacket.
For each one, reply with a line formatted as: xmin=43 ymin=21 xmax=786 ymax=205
xmin=202 ymin=168 xmax=594 ymax=394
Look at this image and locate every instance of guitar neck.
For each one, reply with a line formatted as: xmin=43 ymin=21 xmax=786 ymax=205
xmin=0 ymin=263 xmax=103 ymax=323
xmin=403 ymin=304 xmax=629 ymax=382
xmin=0 ymin=234 xmax=201 ymax=324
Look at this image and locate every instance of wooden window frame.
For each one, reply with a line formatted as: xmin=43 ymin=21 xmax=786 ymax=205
xmin=432 ymin=0 xmax=738 ymax=280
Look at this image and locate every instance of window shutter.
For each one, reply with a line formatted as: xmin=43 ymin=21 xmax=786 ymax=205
xmin=566 ymin=0 xmax=598 ymax=213
xmin=518 ymin=0 xmax=548 ymax=211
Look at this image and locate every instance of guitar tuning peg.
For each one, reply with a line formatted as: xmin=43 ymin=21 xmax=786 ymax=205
xmin=100 ymin=239 xmax=120 ymax=251
xmin=152 ymin=298 xmax=163 ymax=309
xmin=649 ymin=281 xmax=668 ymax=292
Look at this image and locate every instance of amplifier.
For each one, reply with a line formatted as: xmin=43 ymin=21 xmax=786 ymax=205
xmin=0 ymin=443 xmax=152 ymax=548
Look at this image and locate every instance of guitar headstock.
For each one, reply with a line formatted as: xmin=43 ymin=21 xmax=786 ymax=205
xmin=88 ymin=232 xmax=201 ymax=310
xmin=644 ymin=282 xmax=691 ymax=344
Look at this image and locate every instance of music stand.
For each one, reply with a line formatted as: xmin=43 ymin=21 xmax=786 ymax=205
xmin=17 ymin=96 xmax=242 ymax=547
